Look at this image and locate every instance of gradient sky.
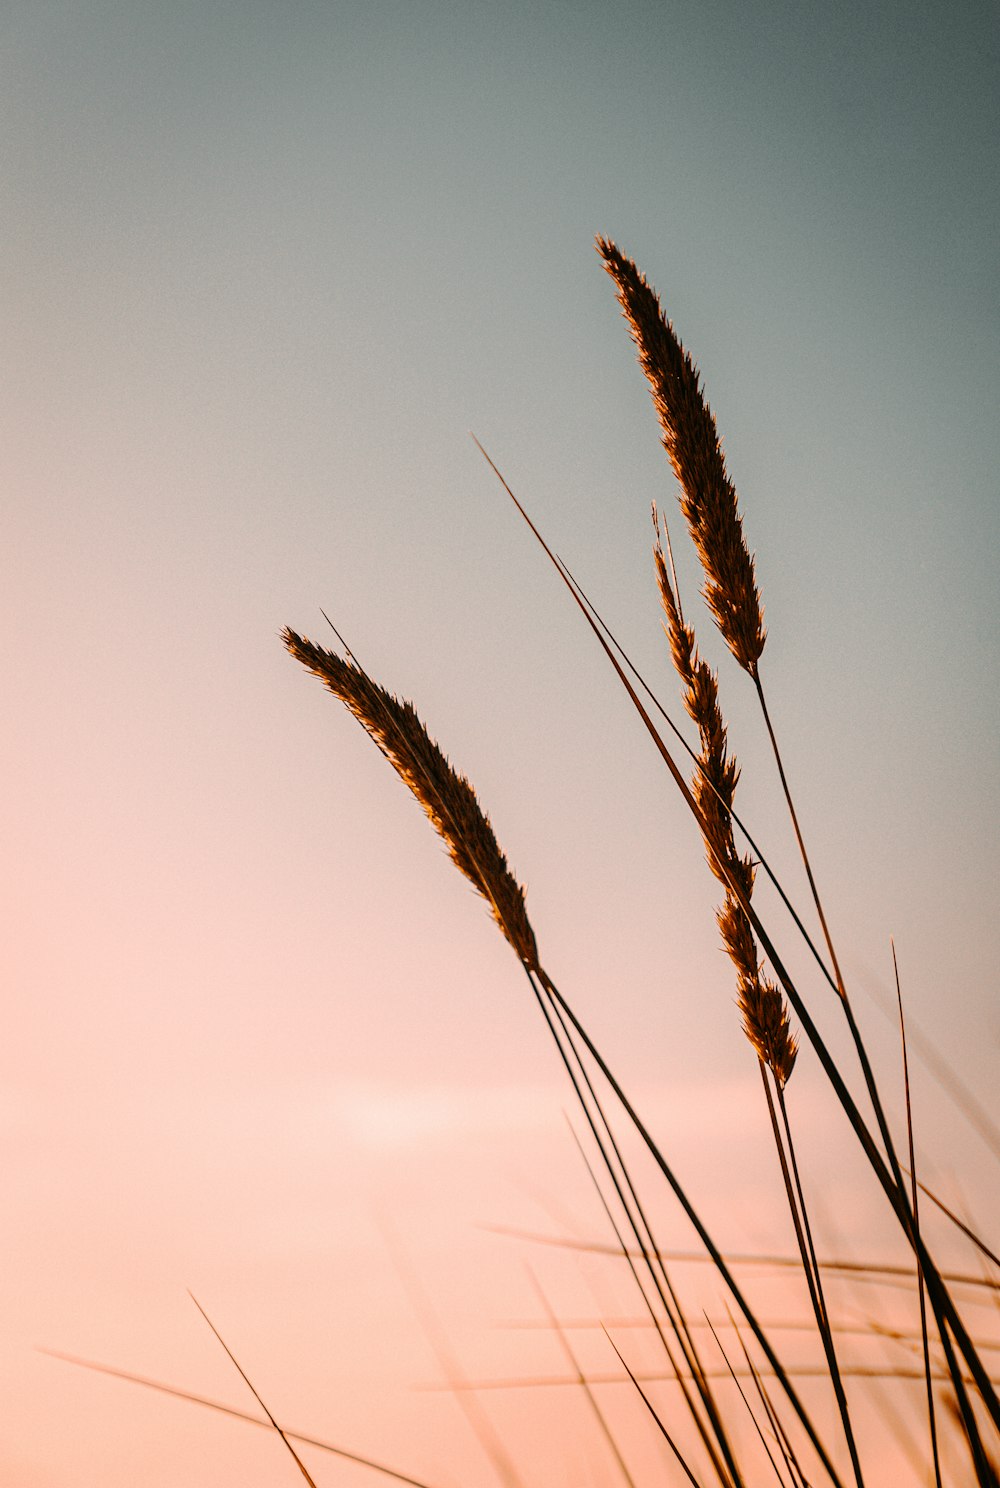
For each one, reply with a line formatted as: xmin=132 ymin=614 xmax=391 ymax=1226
xmin=3 ymin=2 xmax=998 ymax=1483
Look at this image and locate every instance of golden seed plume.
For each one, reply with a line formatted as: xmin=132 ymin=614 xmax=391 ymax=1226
xmin=283 ymin=629 xmax=539 ymax=972
xmin=653 ymin=512 xmax=796 ymax=1086
xmin=598 ymin=237 xmax=766 ymax=677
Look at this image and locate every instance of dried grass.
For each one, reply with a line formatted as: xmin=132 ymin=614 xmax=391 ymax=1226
xmin=282 ymin=628 xmax=539 ymax=972
xmin=653 ymin=509 xmax=796 ymax=1088
xmin=597 ymin=237 xmax=765 ymax=678
xmin=272 ymin=243 xmax=1000 ymax=1485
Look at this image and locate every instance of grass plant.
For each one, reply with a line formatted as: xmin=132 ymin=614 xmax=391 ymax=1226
xmin=279 ymin=238 xmax=999 ymax=1485
xmin=59 ymin=237 xmax=995 ymax=1485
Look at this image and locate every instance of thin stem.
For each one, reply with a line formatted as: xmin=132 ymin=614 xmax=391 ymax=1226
xmin=527 ymin=1268 xmax=639 ymax=1488
xmin=560 ymin=553 xmax=840 ymax=1000
xmin=751 ymin=673 xmax=846 ymax=1001
xmin=758 ymin=1065 xmax=824 ymax=1329
xmin=938 ymin=1317 xmax=1000 ymax=1486
xmin=562 ymin=550 xmax=994 ymax=1416
xmin=907 ymin=1176 xmax=1000 ymax=1272
xmin=568 ymin=1118 xmax=719 ymax=1461
xmin=758 ymin=1066 xmax=864 ymax=1486
xmin=774 ymin=1081 xmax=864 ymax=1486
xmin=893 ymin=939 xmax=943 ymax=1488
xmin=532 ymin=972 xmax=740 ymax=1488
xmin=750 ymin=672 xmax=997 ymax=1444
xmin=535 ymin=968 xmax=846 ymax=1488
xmin=704 ymin=1315 xmax=790 ymax=1488
xmin=187 ymin=1292 xmax=319 ymax=1487
xmin=547 ymin=992 xmax=734 ymax=1469
xmin=40 ymin=1350 xmax=442 ymax=1488
xmin=753 ymin=675 xmax=907 ymax=1192
xmin=602 ymin=1329 xmax=705 ymax=1487
xmin=477 ymin=444 xmax=907 ymax=1252
xmin=864 ymin=979 xmax=1000 ymax=1165
xmin=729 ymin=1323 xmax=810 ymax=1488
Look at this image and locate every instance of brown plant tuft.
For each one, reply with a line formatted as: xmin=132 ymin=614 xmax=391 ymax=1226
xmin=598 ymin=236 xmax=766 ymax=677
xmin=283 ymin=628 xmax=539 ymax=971
xmin=653 ymin=515 xmax=796 ymax=1087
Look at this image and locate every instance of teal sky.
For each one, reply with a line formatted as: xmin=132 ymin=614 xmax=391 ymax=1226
xmin=4 ymin=3 xmax=998 ymax=1483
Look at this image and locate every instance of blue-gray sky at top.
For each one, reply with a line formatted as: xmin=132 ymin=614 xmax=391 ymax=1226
xmin=3 ymin=2 xmax=998 ymax=1483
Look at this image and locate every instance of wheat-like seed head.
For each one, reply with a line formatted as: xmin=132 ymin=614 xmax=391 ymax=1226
xmin=717 ymin=898 xmax=798 ymax=1088
xmin=283 ymin=629 xmax=540 ymax=971
xmin=599 ymin=237 xmax=765 ymax=677
xmin=654 ymin=518 xmax=741 ymax=877
xmin=653 ymin=516 xmax=796 ymax=1086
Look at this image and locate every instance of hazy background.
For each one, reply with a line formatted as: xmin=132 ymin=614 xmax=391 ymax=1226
xmin=3 ymin=1 xmax=998 ymax=1482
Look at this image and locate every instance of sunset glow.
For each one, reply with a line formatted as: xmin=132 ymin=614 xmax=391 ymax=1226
xmin=4 ymin=2 xmax=998 ymax=1484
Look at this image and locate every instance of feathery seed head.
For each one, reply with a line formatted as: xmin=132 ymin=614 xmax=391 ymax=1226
xmin=741 ymin=975 xmax=799 ymax=1089
xmin=283 ymin=628 xmax=539 ymax=971
xmin=600 ymin=237 xmax=766 ymax=676
xmin=717 ymin=896 xmax=798 ymax=1087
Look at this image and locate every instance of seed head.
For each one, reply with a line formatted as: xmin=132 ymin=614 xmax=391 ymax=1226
xmin=283 ymin=629 xmax=539 ymax=971
xmin=600 ymin=238 xmax=766 ymax=676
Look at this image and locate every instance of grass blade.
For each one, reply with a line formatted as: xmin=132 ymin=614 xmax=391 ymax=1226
xmin=893 ymin=939 xmax=943 ymax=1488
xmin=703 ymin=1315 xmax=790 ymax=1488
xmin=602 ymin=1328 xmax=704 ymax=1487
xmin=41 ymin=1348 xmax=441 ymax=1488
xmin=526 ymin=1266 xmax=639 ymax=1488
xmin=188 ymin=1292 xmax=319 ymax=1486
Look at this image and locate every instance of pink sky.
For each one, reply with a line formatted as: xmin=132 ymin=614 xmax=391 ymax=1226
xmin=4 ymin=1 xmax=998 ymax=1483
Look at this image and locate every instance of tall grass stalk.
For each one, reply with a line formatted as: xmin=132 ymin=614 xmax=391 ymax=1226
xmin=282 ymin=240 xmax=1000 ymax=1485
xmin=478 ymin=438 xmax=996 ymax=1445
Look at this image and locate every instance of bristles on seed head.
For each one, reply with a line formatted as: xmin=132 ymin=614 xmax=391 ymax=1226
xmin=283 ymin=629 xmax=539 ymax=971
xmin=742 ymin=976 xmax=799 ymax=1088
xmin=600 ymin=237 xmax=766 ymax=676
